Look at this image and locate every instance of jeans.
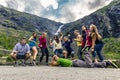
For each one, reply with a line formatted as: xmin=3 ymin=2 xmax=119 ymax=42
xmin=54 ymin=49 xmax=63 ymax=58
xmin=72 ymin=51 xmax=106 ymax=68
xmin=92 ymin=43 xmax=104 ymax=61
xmin=40 ymin=47 xmax=49 ymax=63
xmin=77 ymin=46 xmax=84 ymax=60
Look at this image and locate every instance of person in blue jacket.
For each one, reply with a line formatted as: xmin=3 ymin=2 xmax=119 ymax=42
xmin=63 ymin=34 xmax=75 ymax=59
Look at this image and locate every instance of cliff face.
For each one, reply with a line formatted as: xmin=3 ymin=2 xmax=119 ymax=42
xmin=62 ymin=0 xmax=120 ymax=38
xmin=0 ymin=5 xmax=62 ymax=35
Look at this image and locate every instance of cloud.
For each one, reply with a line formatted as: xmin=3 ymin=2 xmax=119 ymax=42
xmin=0 ymin=0 xmax=113 ymax=23
xmin=40 ymin=0 xmax=58 ymax=10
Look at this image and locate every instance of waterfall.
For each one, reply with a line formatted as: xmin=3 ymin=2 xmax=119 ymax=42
xmin=55 ymin=25 xmax=64 ymax=35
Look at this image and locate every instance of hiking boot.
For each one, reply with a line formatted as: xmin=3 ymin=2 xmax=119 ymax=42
xmin=33 ymin=60 xmax=37 ymax=66
xmin=46 ymin=62 xmax=49 ymax=65
xmin=21 ymin=60 xmax=26 ymax=67
xmin=106 ymin=60 xmax=118 ymax=68
xmin=14 ymin=61 xmax=19 ymax=67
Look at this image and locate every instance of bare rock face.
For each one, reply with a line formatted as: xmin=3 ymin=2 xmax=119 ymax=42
xmin=0 ymin=5 xmax=62 ymax=35
xmin=62 ymin=1 xmax=120 ymax=38
xmin=107 ymin=3 xmax=120 ymax=37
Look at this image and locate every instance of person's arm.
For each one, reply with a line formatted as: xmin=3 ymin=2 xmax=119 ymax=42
xmin=50 ymin=55 xmax=59 ymax=66
xmin=59 ymin=32 xmax=63 ymax=41
xmin=26 ymin=44 xmax=30 ymax=53
xmin=49 ymin=39 xmax=54 ymax=46
xmin=29 ymin=36 xmax=36 ymax=43
xmin=51 ymin=61 xmax=59 ymax=66
xmin=29 ymin=36 xmax=33 ymax=41
xmin=69 ymin=37 xmax=73 ymax=43
xmin=91 ymin=33 xmax=97 ymax=52
xmin=38 ymin=37 xmax=43 ymax=47
xmin=12 ymin=44 xmax=18 ymax=53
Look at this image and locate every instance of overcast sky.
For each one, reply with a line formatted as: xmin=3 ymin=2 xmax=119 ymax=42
xmin=0 ymin=0 xmax=113 ymax=23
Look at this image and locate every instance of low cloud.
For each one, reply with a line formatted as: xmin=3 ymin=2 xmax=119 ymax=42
xmin=0 ymin=0 xmax=113 ymax=23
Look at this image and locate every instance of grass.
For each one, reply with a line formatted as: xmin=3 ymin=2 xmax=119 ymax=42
xmin=0 ymin=26 xmax=119 ymax=64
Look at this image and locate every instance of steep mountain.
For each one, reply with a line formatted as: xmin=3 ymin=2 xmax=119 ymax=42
xmin=0 ymin=5 xmax=62 ymax=35
xmin=62 ymin=0 xmax=120 ymax=38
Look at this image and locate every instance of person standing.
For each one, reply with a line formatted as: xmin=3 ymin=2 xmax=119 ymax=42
xmin=50 ymin=32 xmax=66 ymax=58
xmin=90 ymin=24 xmax=104 ymax=63
xmin=63 ymin=35 xmax=74 ymax=59
xmin=29 ymin=32 xmax=38 ymax=65
xmin=74 ymin=30 xmax=83 ymax=60
xmin=39 ymin=32 xmax=49 ymax=65
xmin=81 ymin=25 xmax=89 ymax=48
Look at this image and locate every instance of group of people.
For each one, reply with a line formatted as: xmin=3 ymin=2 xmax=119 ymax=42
xmin=10 ymin=24 xmax=118 ymax=68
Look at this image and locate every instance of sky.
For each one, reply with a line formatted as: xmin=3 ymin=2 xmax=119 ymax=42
xmin=0 ymin=0 xmax=113 ymax=23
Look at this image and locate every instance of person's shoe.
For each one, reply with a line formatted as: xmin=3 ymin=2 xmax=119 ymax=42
xmin=14 ymin=61 xmax=19 ymax=67
xmin=22 ymin=63 xmax=26 ymax=66
xmin=33 ymin=60 xmax=36 ymax=66
xmin=21 ymin=60 xmax=26 ymax=67
xmin=46 ymin=62 xmax=49 ymax=65
xmin=106 ymin=60 xmax=118 ymax=68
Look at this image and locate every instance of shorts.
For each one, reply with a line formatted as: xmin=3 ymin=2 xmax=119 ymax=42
xmin=54 ymin=49 xmax=63 ymax=58
xmin=16 ymin=54 xmax=26 ymax=59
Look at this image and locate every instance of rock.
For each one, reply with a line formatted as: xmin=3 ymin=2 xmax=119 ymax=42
xmin=62 ymin=0 xmax=120 ymax=38
xmin=0 ymin=5 xmax=62 ymax=35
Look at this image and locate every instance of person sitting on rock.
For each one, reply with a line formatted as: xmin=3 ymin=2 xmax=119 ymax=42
xmin=10 ymin=38 xmax=31 ymax=66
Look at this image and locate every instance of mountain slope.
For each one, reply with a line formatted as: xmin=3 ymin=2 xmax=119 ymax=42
xmin=0 ymin=5 xmax=62 ymax=35
xmin=62 ymin=0 xmax=120 ymax=38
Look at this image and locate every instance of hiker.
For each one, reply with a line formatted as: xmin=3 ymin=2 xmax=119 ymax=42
xmin=74 ymin=30 xmax=83 ymax=60
xmin=50 ymin=52 xmax=118 ymax=68
xmin=39 ymin=32 xmax=49 ymax=65
xmin=10 ymin=38 xmax=31 ymax=66
xmin=50 ymin=32 xmax=67 ymax=58
xmin=81 ymin=25 xmax=89 ymax=48
xmin=82 ymin=31 xmax=92 ymax=51
xmin=63 ymin=35 xmax=75 ymax=59
xmin=29 ymin=32 xmax=38 ymax=65
xmin=90 ymin=24 xmax=104 ymax=62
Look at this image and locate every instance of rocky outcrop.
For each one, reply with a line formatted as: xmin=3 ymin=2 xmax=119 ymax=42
xmin=62 ymin=0 xmax=120 ymax=38
xmin=0 ymin=5 xmax=62 ymax=35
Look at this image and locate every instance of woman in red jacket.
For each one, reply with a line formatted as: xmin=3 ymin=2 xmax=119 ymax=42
xmin=39 ymin=32 xmax=49 ymax=65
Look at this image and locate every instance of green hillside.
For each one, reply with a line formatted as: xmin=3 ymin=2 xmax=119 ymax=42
xmin=98 ymin=0 xmax=120 ymax=14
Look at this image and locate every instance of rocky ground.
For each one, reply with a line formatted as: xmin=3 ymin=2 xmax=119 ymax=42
xmin=0 ymin=66 xmax=120 ymax=80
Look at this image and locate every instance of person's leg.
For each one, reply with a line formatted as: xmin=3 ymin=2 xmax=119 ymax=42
xmin=10 ymin=52 xmax=17 ymax=60
xmin=77 ymin=46 xmax=84 ymax=60
xmin=94 ymin=61 xmax=106 ymax=68
xmin=45 ymin=48 xmax=49 ymax=64
xmin=79 ymin=46 xmax=83 ymax=60
xmin=72 ymin=59 xmax=87 ymax=67
xmin=71 ymin=51 xmax=75 ymax=60
xmin=54 ymin=49 xmax=59 ymax=56
xmin=11 ymin=52 xmax=19 ymax=66
xmin=84 ymin=51 xmax=94 ymax=68
xmin=32 ymin=46 xmax=38 ymax=60
xmin=67 ymin=50 xmax=71 ymax=58
xmin=40 ymin=48 xmax=45 ymax=63
xmin=96 ymin=44 xmax=104 ymax=62
xmin=63 ymin=50 xmax=67 ymax=58
xmin=92 ymin=45 xmax=98 ymax=63
xmin=25 ymin=53 xmax=31 ymax=62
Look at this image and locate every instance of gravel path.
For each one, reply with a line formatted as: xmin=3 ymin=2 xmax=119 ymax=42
xmin=0 ymin=66 xmax=120 ymax=80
